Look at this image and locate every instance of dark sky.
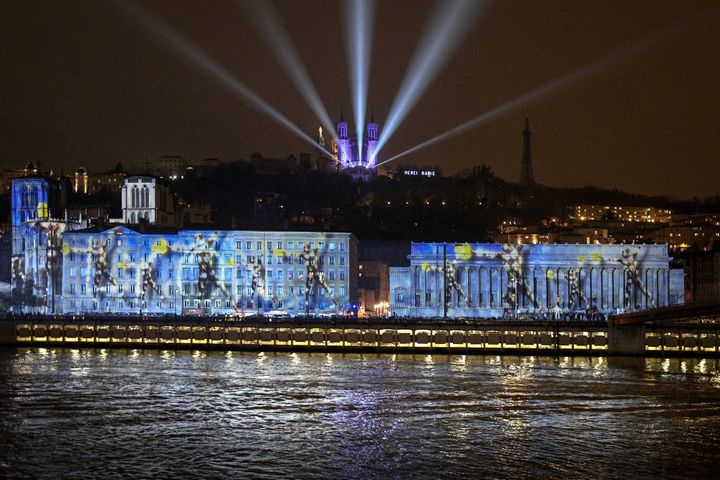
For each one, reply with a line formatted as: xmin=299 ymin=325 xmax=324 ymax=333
xmin=2 ymin=0 xmax=719 ymax=198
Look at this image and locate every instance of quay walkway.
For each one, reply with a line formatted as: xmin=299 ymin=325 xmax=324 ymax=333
xmin=1 ymin=313 xmax=719 ymax=357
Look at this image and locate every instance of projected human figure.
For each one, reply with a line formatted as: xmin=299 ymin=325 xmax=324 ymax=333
xmin=565 ymin=267 xmax=586 ymax=309
xmin=11 ymin=257 xmax=24 ymax=291
xmin=186 ymin=233 xmax=231 ymax=301
xmin=481 ymin=244 xmax=538 ymax=311
xmin=300 ymin=243 xmax=337 ymax=314
xmin=444 ymin=260 xmax=468 ymax=309
xmin=424 ymin=261 xmax=468 ymax=309
xmin=92 ymin=239 xmax=118 ymax=290
xmin=618 ymin=248 xmax=655 ymax=308
xmin=140 ymin=262 xmax=166 ymax=308
xmin=249 ymin=258 xmax=264 ymax=308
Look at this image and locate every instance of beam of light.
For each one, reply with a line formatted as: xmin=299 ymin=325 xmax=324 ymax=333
xmin=343 ymin=0 xmax=376 ymax=166
xmin=375 ymin=0 xmax=488 ymax=157
xmin=241 ymin=0 xmax=337 ymax=142
xmin=112 ymin=0 xmax=335 ymax=158
xmin=377 ymin=12 xmax=714 ymax=167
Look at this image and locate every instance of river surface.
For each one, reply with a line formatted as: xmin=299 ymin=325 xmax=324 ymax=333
xmin=1 ymin=348 xmax=719 ymax=479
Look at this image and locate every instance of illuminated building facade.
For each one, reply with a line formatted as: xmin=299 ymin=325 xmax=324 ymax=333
xmin=390 ymin=243 xmax=684 ymax=318
xmin=60 ymin=226 xmax=357 ymax=316
xmin=10 ymin=176 xmax=86 ymax=312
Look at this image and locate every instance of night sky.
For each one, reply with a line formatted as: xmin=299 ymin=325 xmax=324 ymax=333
xmin=2 ymin=0 xmax=719 ymax=198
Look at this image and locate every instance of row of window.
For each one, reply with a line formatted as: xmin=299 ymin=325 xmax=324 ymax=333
xmin=67 ymin=283 xmax=348 ymax=298
xmin=66 ymin=251 xmax=347 ymax=267
xmin=234 ymin=240 xmax=346 ymax=252
xmin=69 ymin=237 xmax=348 ymax=252
xmin=65 ymin=300 xmax=176 ymax=311
xmin=68 ymin=264 xmax=347 ymax=282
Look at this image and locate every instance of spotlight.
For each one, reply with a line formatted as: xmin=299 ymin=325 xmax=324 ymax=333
xmin=242 ymin=0 xmax=337 ymax=141
xmin=113 ymin=0 xmax=335 ymax=157
xmin=343 ymin=0 xmax=376 ymax=166
xmin=375 ymin=0 xmax=488 ymax=156
xmin=377 ymin=12 xmax=709 ymax=167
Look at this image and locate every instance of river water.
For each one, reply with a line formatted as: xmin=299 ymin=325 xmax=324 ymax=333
xmin=1 ymin=348 xmax=719 ymax=479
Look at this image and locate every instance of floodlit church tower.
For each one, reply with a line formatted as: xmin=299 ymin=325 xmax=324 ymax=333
xmin=336 ymin=107 xmax=352 ymax=166
xmin=519 ymin=118 xmax=535 ymax=186
xmin=334 ymin=107 xmax=381 ymax=170
xmin=366 ymin=108 xmax=378 ymax=168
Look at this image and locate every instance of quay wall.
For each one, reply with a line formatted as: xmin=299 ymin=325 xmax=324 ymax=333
xmin=1 ymin=315 xmax=719 ymax=357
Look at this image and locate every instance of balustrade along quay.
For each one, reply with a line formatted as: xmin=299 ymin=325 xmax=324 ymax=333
xmin=2 ymin=313 xmax=719 ymax=357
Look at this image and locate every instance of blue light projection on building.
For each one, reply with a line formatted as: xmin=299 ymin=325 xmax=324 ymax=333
xmin=389 ymin=243 xmax=684 ymax=318
xmin=60 ymin=226 xmax=357 ymax=316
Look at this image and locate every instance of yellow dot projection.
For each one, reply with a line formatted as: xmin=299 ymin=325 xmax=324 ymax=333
xmin=62 ymin=242 xmax=71 ymax=254
xmin=227 ymin=257 xmax=235 ymax=266
xmin=117 ymin=261 xmax=128 ymax=268
xmin=577 ymin=255 xmax=586 ymax=263
xmin=454 ymin=244 xmax=473 ymax=260
xmin=36 ymin=202 xmax=48 ymax=218
xmin=274 ymin=248 xmax=284 ymax=258
xmin=150 ymin=239 xmax=169 ymax=255
xmin=592 ymin=251 xmax=603 ymax=263
xmin=421 ymin=263 xmax=431 ymax=272
xmin=546 ymin=270 xmax=555 ymax=279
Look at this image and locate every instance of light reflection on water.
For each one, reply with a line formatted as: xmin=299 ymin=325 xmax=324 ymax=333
xmin=1 ymin=348 xmax=719 ymax=479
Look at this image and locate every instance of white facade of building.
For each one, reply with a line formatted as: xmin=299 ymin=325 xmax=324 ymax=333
xmin=120 ymin=176 xmax=174 ymax=226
